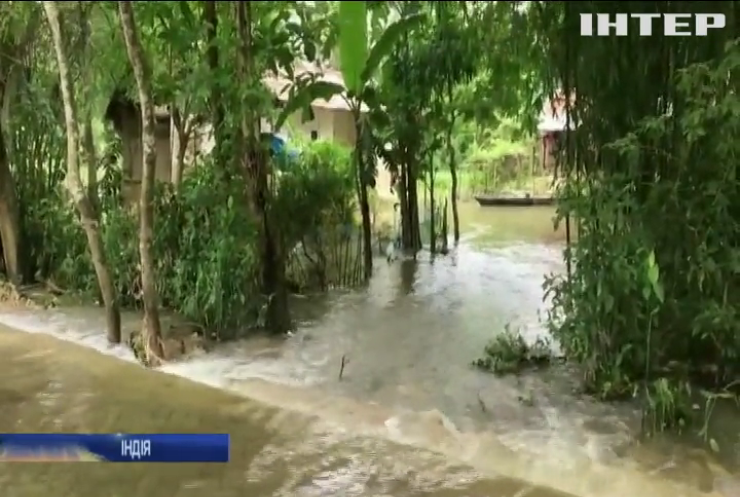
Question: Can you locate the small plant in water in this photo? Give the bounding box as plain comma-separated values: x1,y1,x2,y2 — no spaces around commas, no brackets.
473,324,553,376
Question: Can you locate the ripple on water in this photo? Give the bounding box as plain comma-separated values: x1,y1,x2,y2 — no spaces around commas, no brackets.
0,211,735,497
0,304,733,497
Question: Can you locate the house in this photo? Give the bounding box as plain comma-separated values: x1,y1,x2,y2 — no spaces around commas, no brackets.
262,61,395,197
262,60,359,147
537,92,576,170
106,61,374,197
104,92,181,202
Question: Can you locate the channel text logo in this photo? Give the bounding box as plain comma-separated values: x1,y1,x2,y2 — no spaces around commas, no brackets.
580,13,725,37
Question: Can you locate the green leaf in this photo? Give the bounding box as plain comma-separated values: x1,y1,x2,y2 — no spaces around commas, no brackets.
646,249,660,286
361,13,426,84
274,81,345,131
648,263,659,286
652,280,665,304
178,2,195,29
338,1,368,94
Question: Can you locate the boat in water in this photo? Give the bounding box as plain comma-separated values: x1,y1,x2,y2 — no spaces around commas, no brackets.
474,194,555,207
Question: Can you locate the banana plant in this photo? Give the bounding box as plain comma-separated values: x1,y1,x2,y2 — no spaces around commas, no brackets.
274,2,424,151
338,1,426,279
270,1,423,280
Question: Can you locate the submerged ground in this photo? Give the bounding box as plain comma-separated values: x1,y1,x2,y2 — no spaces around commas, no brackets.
0,204,736,497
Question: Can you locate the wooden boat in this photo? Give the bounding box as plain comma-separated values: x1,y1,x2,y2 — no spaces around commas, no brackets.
474,194,555,207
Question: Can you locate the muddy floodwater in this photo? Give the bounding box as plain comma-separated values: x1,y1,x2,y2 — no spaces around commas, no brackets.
0,204,737,497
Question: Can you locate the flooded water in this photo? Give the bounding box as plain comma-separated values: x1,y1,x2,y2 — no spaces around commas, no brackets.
0,204,736,497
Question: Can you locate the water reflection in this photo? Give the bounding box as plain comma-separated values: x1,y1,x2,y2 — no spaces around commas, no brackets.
399,259,417,295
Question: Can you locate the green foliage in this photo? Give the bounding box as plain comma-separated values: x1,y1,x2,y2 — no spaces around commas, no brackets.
57,164,262,338
473,325,553,376
7,70,74,284
274,80,345,130
6,0,548,351
273,139,356,249
27,192,95,290
38,143,357,338
545,175,664,398
541,5,740,439
276,140,364,291
362,13,426,86
337,1,367,94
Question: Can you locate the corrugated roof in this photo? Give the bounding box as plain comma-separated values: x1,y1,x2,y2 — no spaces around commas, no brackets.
537,93,577,133
263,61,367,112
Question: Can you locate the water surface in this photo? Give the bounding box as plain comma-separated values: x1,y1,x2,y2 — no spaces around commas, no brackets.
0,203,735,497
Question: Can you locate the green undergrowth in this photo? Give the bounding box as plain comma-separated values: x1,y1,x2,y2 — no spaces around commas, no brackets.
473,325,554,375
17,137,358,341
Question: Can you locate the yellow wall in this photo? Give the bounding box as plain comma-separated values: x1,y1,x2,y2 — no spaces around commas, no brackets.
124,106,372,194
282,106,355,146
281,107,393,198
330,109,356,146
120,120,173,203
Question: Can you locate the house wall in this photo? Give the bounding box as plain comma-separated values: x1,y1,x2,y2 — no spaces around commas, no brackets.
330,109,355,146
120,117,173,204
120,119,172,182
118,104,364,204
267,105,357,148
280,106,392,199
279,106,341,143
540,132,559,170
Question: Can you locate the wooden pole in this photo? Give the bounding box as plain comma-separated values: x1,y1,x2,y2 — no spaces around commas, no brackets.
530,144,535,194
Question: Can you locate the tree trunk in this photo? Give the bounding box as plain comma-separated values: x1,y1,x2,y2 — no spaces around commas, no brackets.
446,93,460,244
406,160,422,251
0,56,24,283
399,154,421,253
237,1,291,334
429,156,436,254
43,0,121,343
450,164,459,243
399,164,410,248
359,177,373,280
354,117,373,280
447,132,460,244
0,13,40,282
75,2,98,212
0,116,22,284
118,0,164,362
203,1,226,171
170,115,189,187
82,118,99,210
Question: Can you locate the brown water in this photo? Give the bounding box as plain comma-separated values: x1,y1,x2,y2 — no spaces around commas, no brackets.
0,204,737,497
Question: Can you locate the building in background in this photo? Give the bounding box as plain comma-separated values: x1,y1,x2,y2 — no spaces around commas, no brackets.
537,92,576,170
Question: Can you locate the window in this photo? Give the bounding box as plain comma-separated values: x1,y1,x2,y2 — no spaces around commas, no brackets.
310,130,318,141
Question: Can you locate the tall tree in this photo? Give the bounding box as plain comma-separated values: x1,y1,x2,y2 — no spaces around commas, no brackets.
236,1,292,334
336,2,426,264
203,1,224,172
74,1,100,210
118,0,164,363
0,7,34,284
0,108,21,284
43,0,121,344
